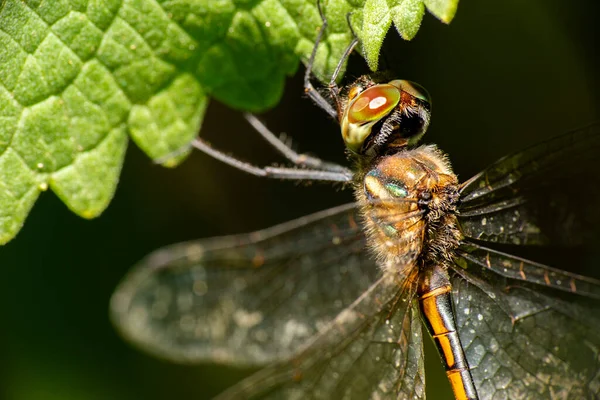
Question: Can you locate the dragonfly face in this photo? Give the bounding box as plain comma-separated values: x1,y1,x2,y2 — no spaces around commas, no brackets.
340,77,431,155
110,65,600,399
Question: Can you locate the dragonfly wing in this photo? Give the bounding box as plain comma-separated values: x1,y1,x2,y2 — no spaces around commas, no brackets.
455,123,600,398
459,123,600,247
451,254,600,400
216,274,425,400
457,242,600,299
111,204,380,366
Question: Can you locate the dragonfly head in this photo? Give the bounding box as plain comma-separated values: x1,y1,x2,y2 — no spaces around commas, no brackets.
340,77,431,156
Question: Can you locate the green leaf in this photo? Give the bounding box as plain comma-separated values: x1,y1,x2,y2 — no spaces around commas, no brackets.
362,0,393,72
424,0,459,23
392,0,426,40
361,0,458,69
0,0,458,243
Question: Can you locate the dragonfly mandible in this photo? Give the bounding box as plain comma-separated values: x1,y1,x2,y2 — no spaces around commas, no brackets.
110,5,600,400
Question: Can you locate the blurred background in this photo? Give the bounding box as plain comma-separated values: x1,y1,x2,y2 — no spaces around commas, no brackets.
1,0,598,399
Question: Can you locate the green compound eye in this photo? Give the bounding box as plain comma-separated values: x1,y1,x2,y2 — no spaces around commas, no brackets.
342,84,401,153
384,181,408,198
348,84,401,124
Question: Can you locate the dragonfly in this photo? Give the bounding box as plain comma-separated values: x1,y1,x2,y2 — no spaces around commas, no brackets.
110,7,600,400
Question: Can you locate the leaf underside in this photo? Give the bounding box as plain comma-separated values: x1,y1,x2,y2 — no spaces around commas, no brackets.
0,0,458,244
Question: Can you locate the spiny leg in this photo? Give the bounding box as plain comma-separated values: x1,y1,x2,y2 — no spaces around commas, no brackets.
328,10,360,108
304,1,360,119
327,37,359,115
303,0,338,119
191,138,353,182
243,113,351,173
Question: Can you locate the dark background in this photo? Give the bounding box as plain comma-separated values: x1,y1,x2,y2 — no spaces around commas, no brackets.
1,0,598,399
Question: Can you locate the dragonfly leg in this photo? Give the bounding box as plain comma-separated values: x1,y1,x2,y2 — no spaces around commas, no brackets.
327,9,359,106
304,1,360,120
303,0,338,120
191,138,353,182
327,37,359,104
243,113,350,173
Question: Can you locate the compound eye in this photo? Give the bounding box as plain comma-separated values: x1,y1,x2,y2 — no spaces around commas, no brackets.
347,84,401,124
390,80,431,105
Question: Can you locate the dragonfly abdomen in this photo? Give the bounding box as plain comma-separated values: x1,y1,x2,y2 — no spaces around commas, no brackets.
418,265,479,400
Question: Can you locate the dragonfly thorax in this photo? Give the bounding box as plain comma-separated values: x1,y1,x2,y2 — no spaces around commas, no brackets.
357,145,462,275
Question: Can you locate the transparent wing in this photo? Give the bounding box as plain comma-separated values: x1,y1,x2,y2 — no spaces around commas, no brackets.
458,242,600,299
455,123,600,398
216,274,425,400
459,123,600,247
451,251,600,400
111,204,381,366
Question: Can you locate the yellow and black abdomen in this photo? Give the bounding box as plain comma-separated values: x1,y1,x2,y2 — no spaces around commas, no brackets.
418,265,478,400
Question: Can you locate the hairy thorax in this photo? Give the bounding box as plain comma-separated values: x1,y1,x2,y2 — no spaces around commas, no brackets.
355,145,462,276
